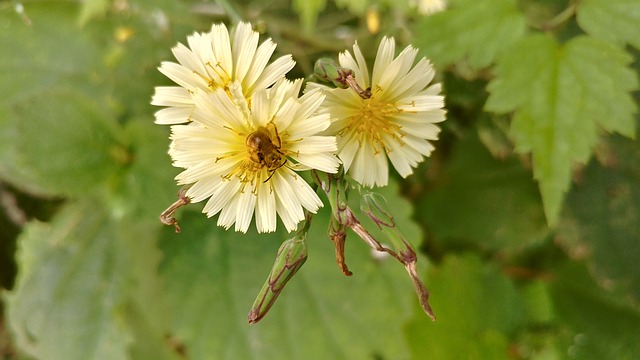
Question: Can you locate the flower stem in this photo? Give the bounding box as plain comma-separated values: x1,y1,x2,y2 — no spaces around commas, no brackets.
313,171,436,320
540,2,577,32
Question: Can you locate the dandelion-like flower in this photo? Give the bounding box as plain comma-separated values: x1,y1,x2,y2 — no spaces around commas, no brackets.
168,79,340,233
152,22,295,125
312,38,446,187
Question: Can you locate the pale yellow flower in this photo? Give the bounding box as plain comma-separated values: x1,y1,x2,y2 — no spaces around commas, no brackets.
168,79,340,233
311,38,446,187
152,22,295,125
410,0,446,15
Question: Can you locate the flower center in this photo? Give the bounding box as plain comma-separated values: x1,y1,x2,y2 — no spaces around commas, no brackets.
345,97,403,154
223,124,288,191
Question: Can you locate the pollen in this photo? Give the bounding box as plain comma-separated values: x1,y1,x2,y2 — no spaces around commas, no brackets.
347,97,404,154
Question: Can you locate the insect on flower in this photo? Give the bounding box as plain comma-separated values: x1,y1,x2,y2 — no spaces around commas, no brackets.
245,123,287,182
163,79,340,233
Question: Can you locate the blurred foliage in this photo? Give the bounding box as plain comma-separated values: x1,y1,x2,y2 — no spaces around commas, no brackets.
1,0,639,359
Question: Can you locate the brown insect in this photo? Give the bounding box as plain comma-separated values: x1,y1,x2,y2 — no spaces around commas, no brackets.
245,122,287,181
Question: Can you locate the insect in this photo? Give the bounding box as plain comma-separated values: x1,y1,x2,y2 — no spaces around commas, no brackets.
245,122,287,181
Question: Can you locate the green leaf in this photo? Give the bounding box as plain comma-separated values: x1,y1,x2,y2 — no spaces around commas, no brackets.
520,280,555,325
158,180,423,359
0,2,124,197
485,34,638,226
550,262,640,359
414,0,526,69
115,120,178,222
577,0,640,50
334,0,369,14
6,201,133,360
0,3,103,103
405,254,525,359
292,0,326,33
78,0,110,26
4,90,124,197
557,135,640,301
418,132,549,253
5,199,177,360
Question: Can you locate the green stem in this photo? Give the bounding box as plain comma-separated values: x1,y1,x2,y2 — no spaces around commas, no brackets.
541,2,577,32
215,0,242,24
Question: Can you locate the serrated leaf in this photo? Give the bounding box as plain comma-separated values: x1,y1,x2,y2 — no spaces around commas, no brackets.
577,0,640,50
557,135,640,301
550,262,640,359
6,202,133,360
485,35,638,225
414,0,526,69
418,133,549,252
405,254,525,359
5,199,178,360
293,0,326,33
158,180,423,359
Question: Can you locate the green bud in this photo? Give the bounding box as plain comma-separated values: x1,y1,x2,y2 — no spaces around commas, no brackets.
360,192,396,229
361,191,413,263
313,58,352,89
361,191,436,320
248,235,308,324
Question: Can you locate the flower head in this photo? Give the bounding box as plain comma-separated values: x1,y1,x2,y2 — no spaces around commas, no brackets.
312,38,446,187
152,22,295,125
168,79,340,233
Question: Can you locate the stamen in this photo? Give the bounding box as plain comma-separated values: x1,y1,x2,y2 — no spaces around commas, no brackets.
347,97,406,153
205,61,231,86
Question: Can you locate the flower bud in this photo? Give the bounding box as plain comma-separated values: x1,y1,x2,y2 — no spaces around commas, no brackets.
313,58,352,89
248,235,308,324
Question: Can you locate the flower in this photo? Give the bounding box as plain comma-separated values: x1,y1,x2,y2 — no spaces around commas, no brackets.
168,79,340,233
409,0,446,15
311,38,446,187
152,22,295,125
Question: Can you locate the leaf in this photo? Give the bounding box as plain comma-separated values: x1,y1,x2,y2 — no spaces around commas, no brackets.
5,90,124,197
334,0,369,14
158,179,423,360
485,35,638,226
116,120,178,222
557,135,640,301
414,0,526,69
0,3,104,103
418,132,549,253
0,2,124,197
405,254,525,359
550,262,640,359
292,0,326,33
5,201,132,360
78,0,110,26
5,199,178,360
577,0,640,50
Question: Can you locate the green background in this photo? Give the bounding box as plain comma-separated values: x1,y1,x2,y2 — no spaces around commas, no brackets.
1,0,639,359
